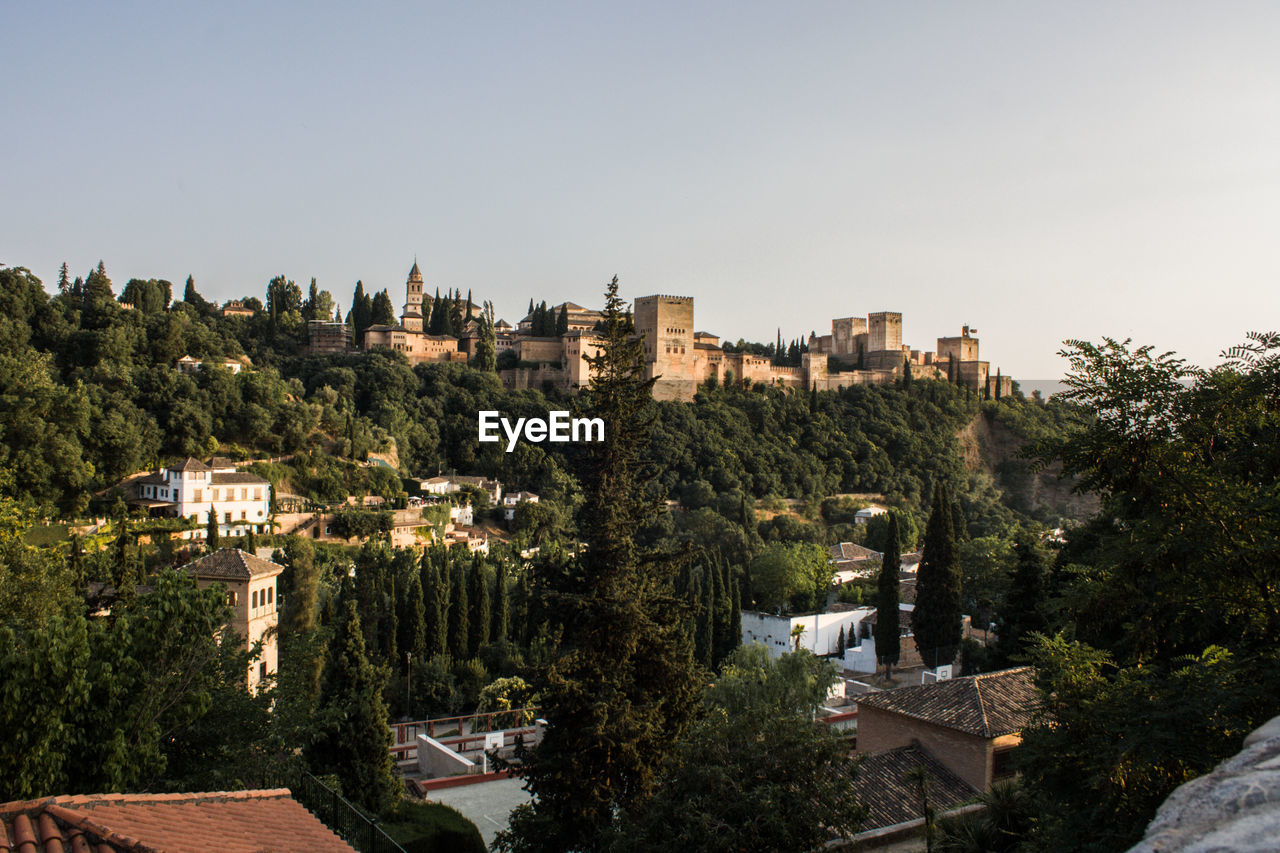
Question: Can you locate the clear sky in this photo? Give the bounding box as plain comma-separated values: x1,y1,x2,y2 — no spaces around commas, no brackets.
5,1,1278,378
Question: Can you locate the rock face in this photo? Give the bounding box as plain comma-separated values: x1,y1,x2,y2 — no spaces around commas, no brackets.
1128,716,1280,852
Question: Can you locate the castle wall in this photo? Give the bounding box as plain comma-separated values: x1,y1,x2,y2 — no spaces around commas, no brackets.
635,295,697,402
514,337,565,364
832,317,868,356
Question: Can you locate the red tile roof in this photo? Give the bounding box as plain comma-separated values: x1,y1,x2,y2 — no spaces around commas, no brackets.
181,548,284,581
851,745,979,830
0,790,356,853
855,667,1039,738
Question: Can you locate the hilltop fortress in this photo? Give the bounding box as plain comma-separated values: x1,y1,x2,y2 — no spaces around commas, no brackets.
309,263,1013,402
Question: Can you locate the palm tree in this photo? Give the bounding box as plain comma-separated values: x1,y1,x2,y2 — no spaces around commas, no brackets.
790,623,807,652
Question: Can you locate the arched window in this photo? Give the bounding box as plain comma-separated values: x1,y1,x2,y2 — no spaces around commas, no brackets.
252,590,258,608
267,587,273,605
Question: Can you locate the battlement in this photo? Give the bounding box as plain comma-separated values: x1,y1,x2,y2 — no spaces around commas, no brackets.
636,294,694,304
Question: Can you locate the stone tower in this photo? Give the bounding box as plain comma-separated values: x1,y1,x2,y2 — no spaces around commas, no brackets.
403,261,425,332
867,312,903,354
634,294,697,401
182,548,284,694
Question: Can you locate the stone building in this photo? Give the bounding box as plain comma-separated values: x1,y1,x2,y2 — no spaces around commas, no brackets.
182,548,284,692
307,319,351,354
129,457,270,540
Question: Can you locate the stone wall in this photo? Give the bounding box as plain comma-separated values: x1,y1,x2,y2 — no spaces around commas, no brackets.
855,705,995,791
1128,715,1280,852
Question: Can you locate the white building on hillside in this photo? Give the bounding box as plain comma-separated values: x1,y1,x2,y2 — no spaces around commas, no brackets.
131,457,270,539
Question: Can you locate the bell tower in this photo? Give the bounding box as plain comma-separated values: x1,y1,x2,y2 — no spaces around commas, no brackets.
403,260,425,332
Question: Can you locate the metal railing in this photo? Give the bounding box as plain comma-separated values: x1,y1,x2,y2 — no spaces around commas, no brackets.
292,771,407,853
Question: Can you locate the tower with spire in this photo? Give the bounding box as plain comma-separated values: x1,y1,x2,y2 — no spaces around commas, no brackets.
403,260,425,332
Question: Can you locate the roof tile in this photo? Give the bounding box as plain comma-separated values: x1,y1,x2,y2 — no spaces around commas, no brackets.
855,667,1039,738
180,548,285,582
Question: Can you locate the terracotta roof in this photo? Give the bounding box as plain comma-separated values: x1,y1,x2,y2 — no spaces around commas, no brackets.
830,542,882,562
852,745,979,830
207,456,235,469
173,458,211,473
855,667,1039,738
0,790,355,852
181,548,284,581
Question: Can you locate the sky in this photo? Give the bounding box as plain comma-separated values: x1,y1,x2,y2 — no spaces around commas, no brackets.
4,1,1279,378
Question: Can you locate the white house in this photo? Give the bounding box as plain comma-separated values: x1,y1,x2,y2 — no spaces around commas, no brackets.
741,603,916,674
503,491,540,521
854,505,888,524
412,475,503,505
176,355,248,375
132,457,270,539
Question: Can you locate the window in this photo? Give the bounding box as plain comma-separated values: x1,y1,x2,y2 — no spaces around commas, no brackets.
228,591,238,606
267,586,274,605
224,512,232,523
993,747,1019,780
241,510,247,520
212,489,220,501
193,489,202,502
241,488,248,500
254,488,262,501
259,662,268,681
252,590,258,608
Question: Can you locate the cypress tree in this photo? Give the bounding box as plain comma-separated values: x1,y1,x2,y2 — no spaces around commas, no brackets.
492,557,510,643
694,570,713,668
469,555,490,657
996,535,1048,664
555,303,569,336
206,505,219,551
307,599,400,815
244,526,256,555
728,566,742,653
712,554,733,666
448,558,469,659
904,356,913,387
913,485,962,669
994,367,1003,400
951,498,967,543
380,576,398,666
421,548,447,658
836,624,846,657
874,513,902,679
501,277,702,851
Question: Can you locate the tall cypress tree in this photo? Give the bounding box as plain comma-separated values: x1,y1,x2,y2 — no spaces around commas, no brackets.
448,558,469,660
698,573,715,668
206,505,219,551
499,277,702,852
468,555,490,657
421,548,447,658
555,303,569,336
874,512,902,679
996,535,1048,664
492,557,510,643
913,485,962,668
307,599,400,815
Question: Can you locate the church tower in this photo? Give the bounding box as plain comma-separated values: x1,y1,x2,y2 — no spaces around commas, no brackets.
403,260,425,332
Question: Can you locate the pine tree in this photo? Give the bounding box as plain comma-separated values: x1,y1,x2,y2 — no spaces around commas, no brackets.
206,505,219,551
499,277,702,852
57,262,70,294
448,558,469,659
307,599,400,815
468,555,490,657
913,485,962,669
874,513,902,679
492,557,510,643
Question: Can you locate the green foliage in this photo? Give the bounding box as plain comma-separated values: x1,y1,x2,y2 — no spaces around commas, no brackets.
380,800,485,853
611,647,865,851
748,542,831,613
913,483,962,668
874,513,901,676
1015,334,1280,849
307,598,400,816
994,536,1048,665
0,570,234,799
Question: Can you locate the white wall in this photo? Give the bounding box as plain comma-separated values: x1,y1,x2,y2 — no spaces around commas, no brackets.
741,609,874,660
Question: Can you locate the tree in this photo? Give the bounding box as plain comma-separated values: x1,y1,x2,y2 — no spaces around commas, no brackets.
497,277,702,852
491,556,510,643
913,483,961,668
875,512,902,679
1015,334,1280,848
994,535,1047,665
611,647,865,851
749,542,831,613
555,304,568,336
472,301,497,372
206,505,219,551
307,598,400,815
467,555,490,657
422,549,447,658
370,289,397,326
447,558,469,660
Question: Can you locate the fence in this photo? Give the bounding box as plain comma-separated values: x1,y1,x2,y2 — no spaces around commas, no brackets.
292,771,406,853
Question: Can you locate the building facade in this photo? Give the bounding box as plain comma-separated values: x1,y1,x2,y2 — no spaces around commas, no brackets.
131,457,270,539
